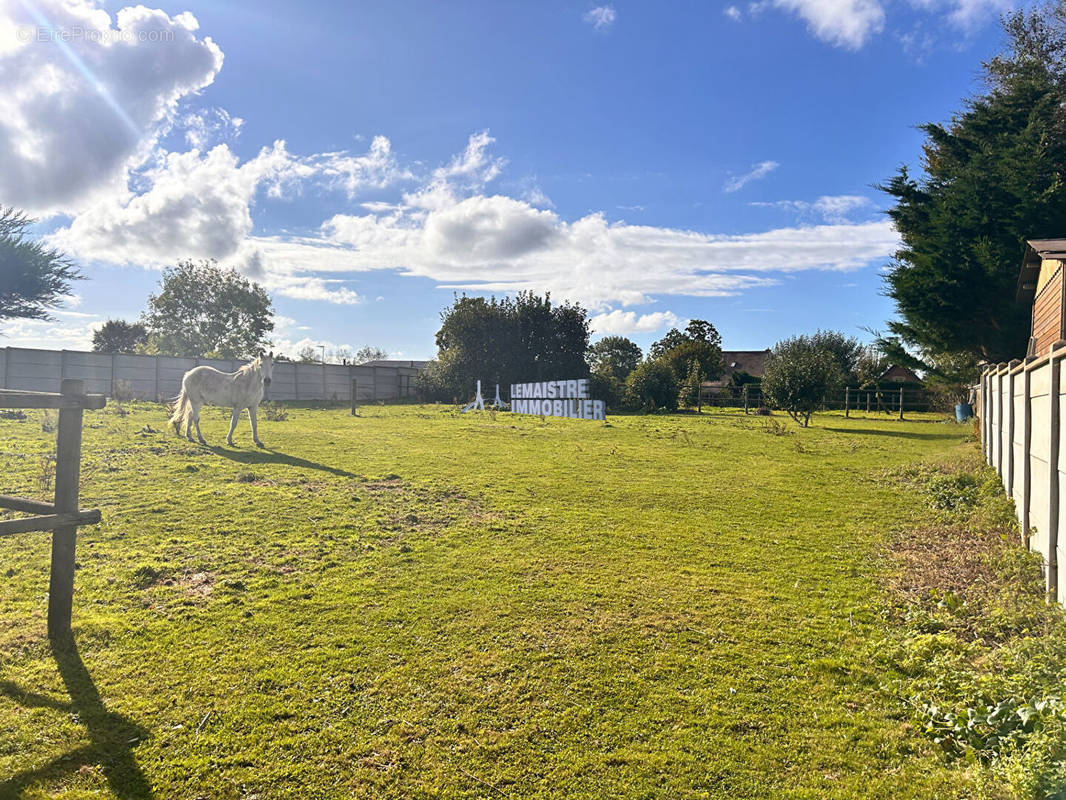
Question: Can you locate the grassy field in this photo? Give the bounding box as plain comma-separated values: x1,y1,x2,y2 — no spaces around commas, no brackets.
0,402,983,798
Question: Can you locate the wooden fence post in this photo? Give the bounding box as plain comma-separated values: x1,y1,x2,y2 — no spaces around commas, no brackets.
743,385,749,414
845,386,850,418
898,386,904,420
48,379,84,639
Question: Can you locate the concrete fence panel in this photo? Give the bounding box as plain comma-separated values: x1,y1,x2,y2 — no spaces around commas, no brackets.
982,347,1066,603
0,347,424,405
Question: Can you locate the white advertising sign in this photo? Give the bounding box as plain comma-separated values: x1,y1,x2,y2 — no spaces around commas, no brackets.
509,379,605,420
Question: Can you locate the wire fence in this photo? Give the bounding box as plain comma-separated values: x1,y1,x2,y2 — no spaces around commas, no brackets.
698,384,938,416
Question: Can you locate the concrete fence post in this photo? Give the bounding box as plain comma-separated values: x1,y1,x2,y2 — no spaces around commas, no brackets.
984,368,992,465
1049,342,1066,601
1007,360,1021,496
994,368,1002,474
1023,358,1034,549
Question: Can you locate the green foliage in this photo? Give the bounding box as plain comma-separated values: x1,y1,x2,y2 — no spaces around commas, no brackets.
880,5,1066,362
809,329,863,381
92,319,148,353
761,335,845,426
927,471,979,511
588,369,627,411
422,292,590,401
625,359,678,410
141,260,274,359
649,320,724,380
0,206,81,322
587,336,642,381
877,450,1066,798
678,358,704,409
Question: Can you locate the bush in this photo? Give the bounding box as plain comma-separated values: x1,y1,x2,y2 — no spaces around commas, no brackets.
761,335,845,426
625,361,678,411
589,370,626,411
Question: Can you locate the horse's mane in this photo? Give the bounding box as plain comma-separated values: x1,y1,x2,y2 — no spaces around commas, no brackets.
236,357,262,376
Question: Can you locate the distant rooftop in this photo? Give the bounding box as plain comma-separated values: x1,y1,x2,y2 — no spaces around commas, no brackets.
362,359,431,369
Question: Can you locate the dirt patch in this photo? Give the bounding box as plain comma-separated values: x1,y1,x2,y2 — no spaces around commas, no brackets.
886,523,1012,604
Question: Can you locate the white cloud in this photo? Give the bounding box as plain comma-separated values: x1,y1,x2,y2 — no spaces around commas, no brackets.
724,160,779,193
583,5,617,30
590,310,681,335
942,0,1011,31
182,107,244,149
0,0,223,214
724,6,744,20
751,194,874,223
0,316,103,350
770,0,885,48
310,135,414,198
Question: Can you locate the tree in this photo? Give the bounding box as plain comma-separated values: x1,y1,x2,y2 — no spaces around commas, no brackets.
810,330,863,382
649,319,722,360
141,260,273,359
0,207,81,322
678,358,704,409
92,319,147,353
657,339,724,383
297,345,321,363
625,360,679,411
650,319,724,382
423,292,590,401
353,346,388,364
880,5,1066,363
588,336,642,381
761,335,845,427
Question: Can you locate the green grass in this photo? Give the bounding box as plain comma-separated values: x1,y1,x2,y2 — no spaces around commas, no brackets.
0,403,982,798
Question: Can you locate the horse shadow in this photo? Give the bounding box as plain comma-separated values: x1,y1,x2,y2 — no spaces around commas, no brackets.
0,638,152,798
206,445,358,478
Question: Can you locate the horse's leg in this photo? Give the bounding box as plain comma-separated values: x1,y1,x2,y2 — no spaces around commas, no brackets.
192,403,207,445
248,405,264,448
226,407,241,447
185,407,195,442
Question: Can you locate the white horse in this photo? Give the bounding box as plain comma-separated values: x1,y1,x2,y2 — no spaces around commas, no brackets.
169,353,275,448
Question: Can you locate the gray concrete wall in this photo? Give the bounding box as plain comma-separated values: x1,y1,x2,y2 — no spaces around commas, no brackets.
0,347,423,403
981,352,1066,603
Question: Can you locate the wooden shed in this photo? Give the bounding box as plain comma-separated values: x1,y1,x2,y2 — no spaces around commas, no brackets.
1018,239,1066,357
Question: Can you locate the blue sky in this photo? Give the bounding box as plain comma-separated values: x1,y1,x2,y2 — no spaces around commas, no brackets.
1,0,1018,359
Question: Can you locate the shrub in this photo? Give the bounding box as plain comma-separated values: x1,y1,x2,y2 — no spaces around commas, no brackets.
625,361,678,411
589,370,626,411
761,335,845,427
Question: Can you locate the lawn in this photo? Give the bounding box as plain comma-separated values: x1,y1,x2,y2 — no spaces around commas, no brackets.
0,403,979,798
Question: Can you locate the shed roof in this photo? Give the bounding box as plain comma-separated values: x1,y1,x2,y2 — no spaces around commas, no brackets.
1018,239,1066,303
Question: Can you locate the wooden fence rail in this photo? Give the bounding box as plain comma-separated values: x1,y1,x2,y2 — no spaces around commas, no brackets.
0,379,105,638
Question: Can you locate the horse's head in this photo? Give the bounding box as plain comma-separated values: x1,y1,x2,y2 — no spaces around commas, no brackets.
260,351,274,386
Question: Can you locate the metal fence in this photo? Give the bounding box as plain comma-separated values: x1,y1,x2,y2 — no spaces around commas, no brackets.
0,347,423,403
979,348,1065,604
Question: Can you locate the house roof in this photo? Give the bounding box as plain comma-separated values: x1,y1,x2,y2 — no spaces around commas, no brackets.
878,364,922,383
1017,239,1066,303
721,349,770,376
702,349,771,387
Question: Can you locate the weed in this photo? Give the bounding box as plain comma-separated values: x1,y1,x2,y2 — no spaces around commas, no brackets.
260,403,289,422
763,418,790,436
40,410,57,433
37,454,55,496
0,410,26,421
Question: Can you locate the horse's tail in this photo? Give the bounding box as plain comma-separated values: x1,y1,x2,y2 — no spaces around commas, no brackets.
169,386,191,434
